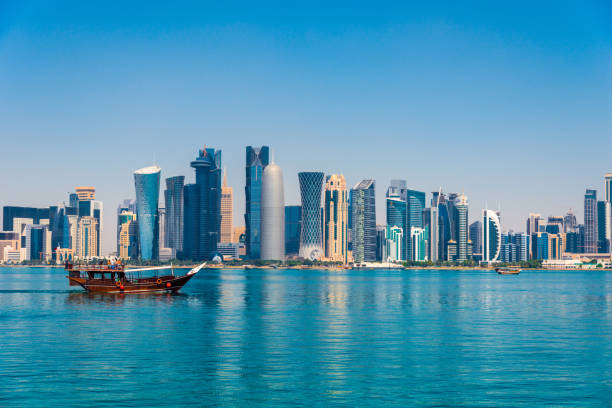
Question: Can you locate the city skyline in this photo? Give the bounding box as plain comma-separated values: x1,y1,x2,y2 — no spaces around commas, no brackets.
1,1,611,255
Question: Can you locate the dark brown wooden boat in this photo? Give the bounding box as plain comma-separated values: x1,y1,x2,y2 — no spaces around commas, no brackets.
65,262,206,293
496,267,521,275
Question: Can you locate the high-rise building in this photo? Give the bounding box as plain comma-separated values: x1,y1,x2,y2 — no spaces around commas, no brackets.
134,166,161,260
450,194,469,261
350,180,376,263
298,171,324,260
116,199,136,254
75,217,98,260
584,189,598,253
564,210,577,233
423,206,438,262
244,146,270,259
482,209,501,263
184,147,222,261
432,191,451,261
261,162,285,260
376,225,386,261
500,232,530,262
323,174,348,263
546,216,564,235
469,221,482,256
597,200,610,253
384,225,403,262
386,181,407,261
605,173,612,203
284,206,301,257
3,207,49,233
526,213,542,236
220,170,234,243
406,190,425,261
118,210,138,259
164,176,184,254
410,227,427,261
75,187,95,200
24,224,52,261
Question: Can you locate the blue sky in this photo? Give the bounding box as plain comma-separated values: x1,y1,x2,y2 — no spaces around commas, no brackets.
1,1,611,254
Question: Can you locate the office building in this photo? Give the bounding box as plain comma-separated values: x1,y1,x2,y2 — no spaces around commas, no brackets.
584,189,598,253
406,189,426,261
134,166,161,260
164,176,184,254
0,232,19,263
469,221,482,256
384,225,403,262
546,216,564,235
423,206,439,262
284,206,301,257
184,147,222,261
75,217,98,260
605,173,612,203
118,210,138,259
244,146,269,259
386,181,407,260
597,201,610,253
482,209,501,263
298,171,324,260
220,170,234,243
564,210,577,232
116,199,136,254
526,213,542,236
350,180,376,263
323,174,348,263
410,227,427,261
261,162,285,260
74,187,95,200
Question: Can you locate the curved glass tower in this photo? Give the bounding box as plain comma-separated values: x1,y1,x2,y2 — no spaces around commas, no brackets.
298,172,324,260
482,209,501,263
134,166,161,260
261,162,285,260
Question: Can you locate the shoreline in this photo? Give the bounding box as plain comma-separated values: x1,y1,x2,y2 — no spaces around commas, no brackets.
2,264,612,272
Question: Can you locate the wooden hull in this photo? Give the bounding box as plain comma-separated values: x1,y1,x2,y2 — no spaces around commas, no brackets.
67,273,196,293
496,268,520,275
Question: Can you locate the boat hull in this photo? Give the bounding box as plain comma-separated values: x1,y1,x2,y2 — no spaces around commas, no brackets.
68,273,196,294
496,268,521,275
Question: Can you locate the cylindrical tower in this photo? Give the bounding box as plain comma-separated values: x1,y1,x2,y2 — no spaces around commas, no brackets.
261,163,285,260
298,171,324,260
134,166,161,260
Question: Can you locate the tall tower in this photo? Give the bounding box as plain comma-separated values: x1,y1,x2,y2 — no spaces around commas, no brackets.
406,189,425,261
245,146,270,259
186,147,222,260
350,179,376,263
386,181,407,261
261,162,285,260
134,166,161,260
584,189,598,253
164,176,184,254
454,194,469,261
220,170,234,243
323,174,348,263
482,209,501,263
605,173,612,203
298,172,324,260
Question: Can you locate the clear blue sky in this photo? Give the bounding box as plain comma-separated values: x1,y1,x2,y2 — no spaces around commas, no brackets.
1,1,611,255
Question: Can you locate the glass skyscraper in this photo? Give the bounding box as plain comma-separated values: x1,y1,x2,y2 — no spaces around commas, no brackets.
406,189,425,261
350,179,376,263
245,146,269,259
284,206,301,256
164,175,185,255
134,166,161,260
584,189,598,253
184,147,222,261
298,171,324,260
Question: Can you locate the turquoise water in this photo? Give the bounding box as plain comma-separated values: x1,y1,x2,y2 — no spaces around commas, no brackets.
1,267,611,407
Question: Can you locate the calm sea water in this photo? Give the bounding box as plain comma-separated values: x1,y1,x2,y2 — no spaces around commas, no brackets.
1,267,611,407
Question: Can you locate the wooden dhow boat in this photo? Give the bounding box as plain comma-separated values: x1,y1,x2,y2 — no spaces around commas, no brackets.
66,262,206,293
496,267,521,275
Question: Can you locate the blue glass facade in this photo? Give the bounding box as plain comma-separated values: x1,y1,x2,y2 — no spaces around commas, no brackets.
406,189,425,261
245,146,269,259
298,172,324,260
134,166,161,260
350,180,376,263
164,176,185,253
284,205,301,256
185,147,222,261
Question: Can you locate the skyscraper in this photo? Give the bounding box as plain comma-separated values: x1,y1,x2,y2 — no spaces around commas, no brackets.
245,146,270,259
597,200,610,253
134,166,161,260
298,171,324,260
350,179,376,263
406,190,425,261
482,209,501,263
384,225,403,262
118,210,138,259
164,176,184,255
584,189,598,253
605,173,612,203
423,206,438,262
220,170,234,243
386,181,407,261
323,174,348,263
469,220,482,255
410,227,427,261
526,213,542,236
116,199,136,254
450,194,469,261
433,191,451,261
284,206,301,257
184,147,222,261
564,210,577,232
261,162,285,260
